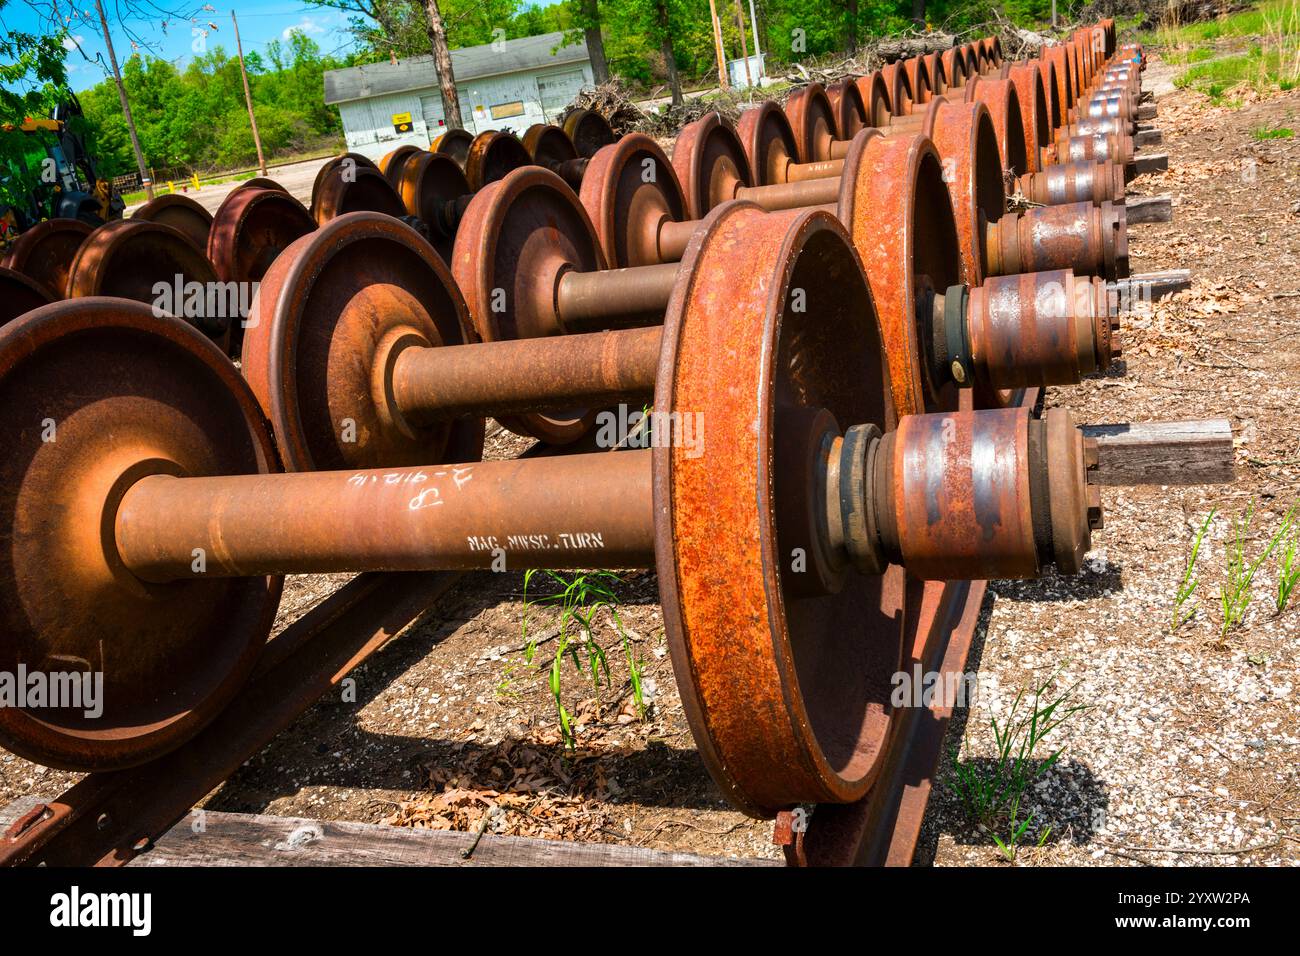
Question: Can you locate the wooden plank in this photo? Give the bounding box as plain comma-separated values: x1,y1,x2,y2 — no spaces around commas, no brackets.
1125,194,1172,224
1110,269,1192,308
1137,103,1158,120
1083,420,1234,486
1129,152,1168,175
1134,128,1163,148
125,810,780,867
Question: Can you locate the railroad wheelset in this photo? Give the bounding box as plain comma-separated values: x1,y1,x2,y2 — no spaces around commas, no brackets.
0,23,1162,842
0,207,1100,820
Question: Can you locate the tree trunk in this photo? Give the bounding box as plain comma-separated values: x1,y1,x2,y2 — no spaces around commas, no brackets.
654,0,683,106
422,0,463,130
912,0,926,28
845,0,858,52
94,0,153,200
583,0,610,84
734,0,752,87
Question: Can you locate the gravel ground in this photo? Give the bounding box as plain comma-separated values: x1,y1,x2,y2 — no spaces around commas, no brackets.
4,53,1296,868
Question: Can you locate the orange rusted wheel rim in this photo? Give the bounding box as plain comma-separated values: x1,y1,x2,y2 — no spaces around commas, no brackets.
654,204,906,817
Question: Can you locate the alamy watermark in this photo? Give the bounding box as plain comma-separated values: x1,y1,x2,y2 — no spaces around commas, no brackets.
0,665,103,718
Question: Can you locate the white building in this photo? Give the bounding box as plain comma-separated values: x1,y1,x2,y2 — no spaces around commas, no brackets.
323,32,595,161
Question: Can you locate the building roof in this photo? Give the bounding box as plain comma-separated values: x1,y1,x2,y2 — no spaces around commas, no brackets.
324,32,590,105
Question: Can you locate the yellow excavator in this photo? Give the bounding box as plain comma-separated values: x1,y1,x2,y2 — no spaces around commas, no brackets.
0,92,124,250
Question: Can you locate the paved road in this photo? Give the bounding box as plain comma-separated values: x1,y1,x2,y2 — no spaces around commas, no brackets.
125,154,330,217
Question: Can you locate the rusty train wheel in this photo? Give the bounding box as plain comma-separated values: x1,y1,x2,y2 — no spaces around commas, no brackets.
672,112,752,219
881,61,914,116
1,218,93,298
242,213,484,472
837,131,962,418
972,78,1029,177
208,186,315,284
941,47,967,89
1007,63,1052,171
905,54,932,105
311,153,405,225
465,130,533,191
132,193,213,252
431,128,474,167
0,297,281,770
451,166,605,444
784,83,837,163
736,101,801,186
563,108,616,158
67,220,230,350
397,151,471,262
653,204,906,816
0,266,56,328
854,71,893,128
579,133,686,269
927,101,1007,287
378,145,423,186
523,123,579,166
826,78,868,139
924,52,948,97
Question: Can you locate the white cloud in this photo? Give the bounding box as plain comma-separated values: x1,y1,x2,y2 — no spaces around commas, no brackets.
281,17,327,40
61,34,84,52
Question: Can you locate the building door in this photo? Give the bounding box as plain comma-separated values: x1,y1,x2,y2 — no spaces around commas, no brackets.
536,69,588,123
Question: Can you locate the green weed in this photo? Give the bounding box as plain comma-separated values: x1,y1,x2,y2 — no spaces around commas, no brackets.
950,665,1088,862
1173,509,1215,631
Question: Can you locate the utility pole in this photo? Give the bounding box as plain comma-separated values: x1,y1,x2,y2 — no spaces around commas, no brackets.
708,0,730,90
93,0,152,200
423,0,463,130
1052,0,1058,28
747,0,762,68
232,10,267,176
734,0,752,88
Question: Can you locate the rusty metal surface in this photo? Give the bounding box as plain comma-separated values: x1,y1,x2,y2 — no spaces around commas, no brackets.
967,268,1115,389
941,46,967,88
892,407,1037,580
241,211,484,473
0,266,55,328
881,62,914,116
838,131,961,418
905,55,932,104
671,112,751,218
1043,46,1075,114
736,101,801,185
117,451,656,580
1006,63,1051,172
430,129,473,167
654,202,905,817
0,570,465,866
1016,160,1125,206
578,133,686,268
563,108,616,158
131,193,213,252
784,83,838,162
855,71,893,128
207,185,315,284
377,145,422,186
464,130,533,191
394,151,473,262
67,219,229,348
311,153,406,225
0,298,281,771
926,101,1006,286
1,218,93,298
451,166,605,443
971,77,1029,176
924,52,948,96
987,200,1128,280
825,78,867,139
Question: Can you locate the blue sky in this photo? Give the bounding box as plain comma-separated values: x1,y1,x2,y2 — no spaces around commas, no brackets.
2,0,556,93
